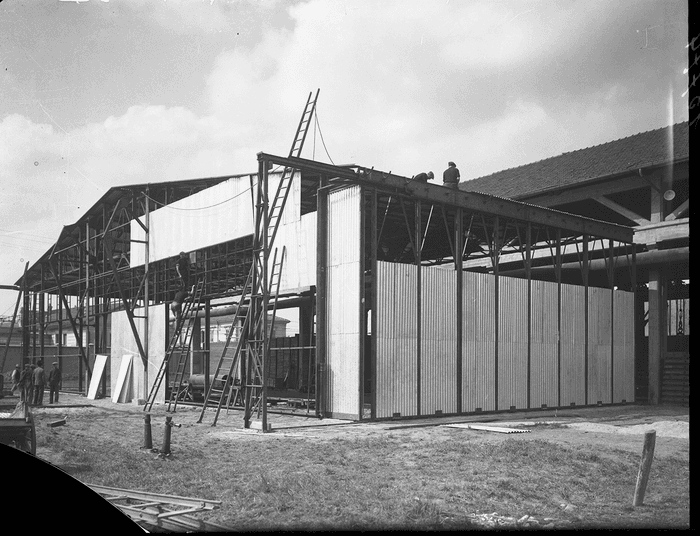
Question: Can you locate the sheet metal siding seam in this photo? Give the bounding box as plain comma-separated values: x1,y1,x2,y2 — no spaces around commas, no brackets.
630,244,637,404
415,199,421,416
493,215,499,412
455,207,463,414
583,235,589,405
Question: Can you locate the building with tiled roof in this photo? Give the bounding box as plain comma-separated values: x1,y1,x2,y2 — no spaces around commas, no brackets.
463,122,689,406
461,122,689,200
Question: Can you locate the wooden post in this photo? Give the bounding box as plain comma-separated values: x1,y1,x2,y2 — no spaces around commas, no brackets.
633,430,656,506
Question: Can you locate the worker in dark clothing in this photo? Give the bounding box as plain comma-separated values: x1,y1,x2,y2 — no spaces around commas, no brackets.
48,362,62,404
170,287,190,323
443,161,460,189
175,252,191,290
19,364,32,403
413,171,434,183
32,361,46,406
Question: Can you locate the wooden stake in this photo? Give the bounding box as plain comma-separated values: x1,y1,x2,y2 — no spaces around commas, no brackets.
633,430,656,506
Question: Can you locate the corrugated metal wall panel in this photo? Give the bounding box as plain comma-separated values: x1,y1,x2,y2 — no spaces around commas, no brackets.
110,305,166,402
530,280,559,408
588,287,612,404
130,171,317,293
613,290,635,403
420,266,457,415
131,175,257,266
498,276,529,410
376,261,418,418
326,186,361,419
560,283,586,405
462,272,496,412
273,210,317,293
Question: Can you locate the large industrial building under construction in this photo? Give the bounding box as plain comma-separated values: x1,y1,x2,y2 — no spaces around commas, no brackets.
2,95,688,428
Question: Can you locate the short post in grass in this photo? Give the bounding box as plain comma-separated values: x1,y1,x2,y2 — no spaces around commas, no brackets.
159,416,174,457
142,414,153,450
633,430,656,506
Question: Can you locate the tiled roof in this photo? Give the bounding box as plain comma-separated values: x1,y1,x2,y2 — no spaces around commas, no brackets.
460,122,689,199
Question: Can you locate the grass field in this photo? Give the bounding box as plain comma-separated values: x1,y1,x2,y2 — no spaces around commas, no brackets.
8,397,691,531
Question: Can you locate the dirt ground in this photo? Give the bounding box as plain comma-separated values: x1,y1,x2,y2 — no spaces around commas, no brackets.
2,392,688,530
17,391,689,459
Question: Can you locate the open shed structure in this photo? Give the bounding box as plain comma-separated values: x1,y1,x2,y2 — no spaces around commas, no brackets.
462,122,689,406
13,146,637,424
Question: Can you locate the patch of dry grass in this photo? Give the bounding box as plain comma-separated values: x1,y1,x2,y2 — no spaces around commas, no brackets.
31,409,689,531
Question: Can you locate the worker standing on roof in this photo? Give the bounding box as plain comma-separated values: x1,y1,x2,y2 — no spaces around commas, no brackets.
175,251,191,290
412,171,434,183
443,161,460,189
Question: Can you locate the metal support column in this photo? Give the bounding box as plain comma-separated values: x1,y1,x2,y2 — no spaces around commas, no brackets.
316,178,328,418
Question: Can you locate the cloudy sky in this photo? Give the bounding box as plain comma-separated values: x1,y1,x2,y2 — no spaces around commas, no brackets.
0,0,689,315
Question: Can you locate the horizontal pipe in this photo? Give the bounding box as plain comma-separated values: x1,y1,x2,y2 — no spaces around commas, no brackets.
177,295,312,321
501,246,688,276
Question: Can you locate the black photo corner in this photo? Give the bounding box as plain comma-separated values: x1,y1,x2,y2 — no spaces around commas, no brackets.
1,444,143,533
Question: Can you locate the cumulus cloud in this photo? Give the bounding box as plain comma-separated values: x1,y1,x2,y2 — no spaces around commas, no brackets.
0,0,688,310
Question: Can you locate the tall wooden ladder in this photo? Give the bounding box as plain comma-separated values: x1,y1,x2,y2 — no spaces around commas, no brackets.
196,247,285,426
197,90,318,428
267,89,319,249
143,279,205,412
241,246,285,425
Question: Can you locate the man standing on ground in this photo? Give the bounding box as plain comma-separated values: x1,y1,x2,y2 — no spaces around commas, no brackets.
10,364,20,394
48,362,62,404
32,361,46,406
443,161,461,189
19,364,32,403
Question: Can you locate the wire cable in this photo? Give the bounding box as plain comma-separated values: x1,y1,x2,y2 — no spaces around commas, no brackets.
314,109,335,165
143,184,257,212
